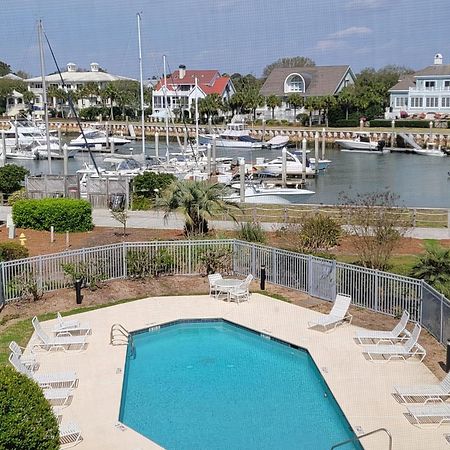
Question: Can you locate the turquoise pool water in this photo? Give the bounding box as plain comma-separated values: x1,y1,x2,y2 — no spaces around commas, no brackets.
119,320,361,450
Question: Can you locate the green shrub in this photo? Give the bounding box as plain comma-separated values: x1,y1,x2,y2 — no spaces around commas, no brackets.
133,172,176,198
0,366,59,449
332,119,360,127
62,260,106,290
0,164,29,195
126,248,175,278
7,187,28,206
297,214,341,253
12,198,93,232
237,221,267,244
199,247,232,275
0,242,29,261
131,194,152,210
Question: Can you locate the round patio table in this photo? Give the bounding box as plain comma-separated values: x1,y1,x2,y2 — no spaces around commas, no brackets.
214,278,242,301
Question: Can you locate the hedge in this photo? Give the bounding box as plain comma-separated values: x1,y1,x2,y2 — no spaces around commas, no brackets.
369,119,432,128
331,119,360,127
12,198,94,232
0,242,29,261
0,366,59,449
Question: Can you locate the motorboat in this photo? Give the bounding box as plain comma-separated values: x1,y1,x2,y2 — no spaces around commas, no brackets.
225,181,315,205
70,128,131,150
199,122,263,149
253,150,317,176
32,142,78,160
335,132,388,154
5,148,39,160
413,142,448,157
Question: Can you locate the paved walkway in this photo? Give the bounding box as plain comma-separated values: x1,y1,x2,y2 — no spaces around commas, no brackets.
1,206,449,239
29,294,447,449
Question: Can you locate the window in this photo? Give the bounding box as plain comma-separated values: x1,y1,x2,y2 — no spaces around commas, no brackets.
426,97,438,108
424,81,436,89
410,97,423,108
285,74,304,93
395,97,407,107
33,83,42,89
442,97,450,108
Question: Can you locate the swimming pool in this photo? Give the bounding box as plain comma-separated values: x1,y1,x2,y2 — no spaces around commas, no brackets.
119,319,361,449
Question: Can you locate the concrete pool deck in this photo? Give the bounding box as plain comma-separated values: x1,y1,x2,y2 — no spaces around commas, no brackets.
27,294,447,449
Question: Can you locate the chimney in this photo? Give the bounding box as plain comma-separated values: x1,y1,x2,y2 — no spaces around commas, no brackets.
67,63,77,72
179,65,186,79
434,53,443,65
90,62,99,72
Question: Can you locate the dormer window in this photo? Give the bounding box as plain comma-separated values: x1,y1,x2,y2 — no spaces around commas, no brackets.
425,81,435,88
284,74,305,93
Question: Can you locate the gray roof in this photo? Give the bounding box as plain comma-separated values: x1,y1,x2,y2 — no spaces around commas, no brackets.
389,64,450,91
260,65,352,97
0,73,23,81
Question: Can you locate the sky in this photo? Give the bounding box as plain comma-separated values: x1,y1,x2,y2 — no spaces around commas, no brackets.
1,0,450,80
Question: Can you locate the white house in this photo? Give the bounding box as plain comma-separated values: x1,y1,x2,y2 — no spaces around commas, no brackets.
388,54,450,118
26,62,136,116
152,65,235,118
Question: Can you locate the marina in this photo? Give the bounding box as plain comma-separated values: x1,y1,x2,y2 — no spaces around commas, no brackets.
14,135,450,208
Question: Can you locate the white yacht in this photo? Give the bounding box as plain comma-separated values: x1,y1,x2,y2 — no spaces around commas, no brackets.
70,128,131,150
225,182,315,205
335,132,388,154
413,142,448,157
199,122,263,149
253,150,317,176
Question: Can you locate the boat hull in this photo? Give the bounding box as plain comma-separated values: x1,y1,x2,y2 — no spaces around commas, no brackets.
198,134,263,149
335,139,388,153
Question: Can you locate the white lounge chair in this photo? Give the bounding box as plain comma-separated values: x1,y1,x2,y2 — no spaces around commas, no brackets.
229,274,253,304
307,293,353,332
406,401,450,427
362,323,426,362
394,372,450,403
355,310,411,344
60,421,83,447
207,273,223,298
53,312,91,336
32,316,87,352
9,341,39,371
43,387,74,407
9,353,78,389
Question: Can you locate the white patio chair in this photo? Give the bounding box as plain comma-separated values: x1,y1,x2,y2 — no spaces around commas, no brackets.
362,323,426,362
207,273,223,298
229,274,253,304
53,312,91,336
307,293,353,332
406,400,450,427
9,341,39,371
60,421,83,448
32,316,87,352
394,371,450,403
9,353,78,389
355,310,410,344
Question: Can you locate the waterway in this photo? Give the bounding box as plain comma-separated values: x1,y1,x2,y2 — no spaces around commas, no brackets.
15,139,450,208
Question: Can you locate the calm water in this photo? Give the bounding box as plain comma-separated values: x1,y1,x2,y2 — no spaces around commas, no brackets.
19,138,450,208
119,320,360,450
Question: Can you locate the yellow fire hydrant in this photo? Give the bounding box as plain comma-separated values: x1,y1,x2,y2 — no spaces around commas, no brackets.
19,232,27,246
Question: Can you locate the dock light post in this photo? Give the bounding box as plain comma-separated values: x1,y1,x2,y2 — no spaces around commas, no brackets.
262,118,266,143
429,121,433,142
391,119,395,148
321,128,326,160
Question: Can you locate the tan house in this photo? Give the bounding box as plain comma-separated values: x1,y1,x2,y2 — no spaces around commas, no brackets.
259,65,356,121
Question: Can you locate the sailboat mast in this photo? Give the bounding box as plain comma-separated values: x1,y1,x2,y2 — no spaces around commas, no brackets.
38,20,52,174
163,55,169,162
136,13,145,156
195,77,199,156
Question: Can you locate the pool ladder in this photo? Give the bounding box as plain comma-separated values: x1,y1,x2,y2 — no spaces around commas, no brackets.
330,427,392,449
110,323,136,358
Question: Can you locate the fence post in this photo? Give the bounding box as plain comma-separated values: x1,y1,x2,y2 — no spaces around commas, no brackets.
188,240,192,274
251,243,256,276
441,293,445,344
38,255,43,292
271,247,277,284
0,262,5,307
122,242,127,278
307,254,313,295
374,270,379,312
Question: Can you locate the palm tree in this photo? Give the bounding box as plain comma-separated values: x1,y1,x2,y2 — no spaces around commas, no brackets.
265,94,281,120
198,94,223,124
102,83,118,120
410,242,450,295
244,88,265,120
303,96,321,126
321,95,337,127
338,86,357,120
155,180,240,236
287,93,304,121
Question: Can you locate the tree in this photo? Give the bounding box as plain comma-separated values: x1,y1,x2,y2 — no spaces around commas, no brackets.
410,242,450,296
303,96,321,126
338,191,409,270
110,208,128,236
0,365,59,449
0,164,29,194
0,78,28,114
265,94,281,119
0,60,11,76
263,56,315,78
243,88,265,120
155,180,240,236
15,70,30,79
337,86,357,120
198,93,223,123
321,95,337,127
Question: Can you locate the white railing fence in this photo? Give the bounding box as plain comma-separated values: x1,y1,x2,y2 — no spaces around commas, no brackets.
0,239,448,345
